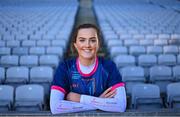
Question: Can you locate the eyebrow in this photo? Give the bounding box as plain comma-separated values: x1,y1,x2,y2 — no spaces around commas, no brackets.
78,37,96,39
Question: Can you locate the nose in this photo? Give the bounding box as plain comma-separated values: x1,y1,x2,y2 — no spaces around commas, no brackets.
85,40,90,47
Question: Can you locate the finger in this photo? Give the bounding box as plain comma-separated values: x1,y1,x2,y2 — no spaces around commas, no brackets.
108,92,116,98
102,87,112,95
99,87,112,98
104,89,116,98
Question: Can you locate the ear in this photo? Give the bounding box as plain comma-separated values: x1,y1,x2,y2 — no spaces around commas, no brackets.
74,43,77,50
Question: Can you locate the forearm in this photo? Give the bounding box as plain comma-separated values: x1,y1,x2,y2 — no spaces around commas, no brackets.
80,87,126,112
50,89,96,114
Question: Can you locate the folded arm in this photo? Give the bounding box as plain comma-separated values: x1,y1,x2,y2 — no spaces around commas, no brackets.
50,89,96,114
66,86,126,112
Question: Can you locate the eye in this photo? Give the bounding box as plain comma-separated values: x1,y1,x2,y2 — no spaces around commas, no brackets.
90,39,97,43
79,39,85,42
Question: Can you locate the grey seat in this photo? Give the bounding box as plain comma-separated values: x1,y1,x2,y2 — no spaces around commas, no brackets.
46,46,63,57
0,55,19,67
167,82,180,108
22,40,36,47
149,65,173,94
147,46,163,55
0,85,14,111
113,55,135,68
0,41,5,47
138,54,157,67
30,66,53,83
36,40,51,47
51,40,66,50
129,46,146,57
110,46,128,58
0,47,11,56
0,67,5,83
6,67,29,84
12,47,29,55
154,39,168,46
15,84,45,111
124,39,139,47
163,45,178,55
20,55,38,67
29,47,45,56
158,54,176,66
131,84,163,110
177,54,180,65
121,66,145,95
39,55,59,67
6,40,20,48
139,39,154,46
173,66,180,81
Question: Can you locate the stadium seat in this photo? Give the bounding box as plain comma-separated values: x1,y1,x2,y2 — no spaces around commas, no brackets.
22,40,36,47
0,55,19,67
124,39,139,47
30,66,53,83
6,40,20,48
154,39,168,46
20,55,39,67
39,55,59,67
0,67,5,83
109,46,128,58
46,46,63,57
121,66,145,95
177,54,180,65
172,65,180,81
163,45,179,55
129,46,146,57
6,66,29,84
14,84,45,111
12,47,29,55
147,46,163,55
138,54,157,67
51,40,66,50
149,65,173,94
113,55,135,68
139,39,154,46
131,84,163,110
0,41,5,47
0,47,11,56
158,54,176,66
36,40,51,47
29,47,45,56
0,85,14,111
166,82,180,108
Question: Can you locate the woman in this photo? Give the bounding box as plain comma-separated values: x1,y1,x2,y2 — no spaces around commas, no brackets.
50,23,126,114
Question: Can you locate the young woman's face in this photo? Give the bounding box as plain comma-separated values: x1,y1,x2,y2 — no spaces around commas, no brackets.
74,28,99,60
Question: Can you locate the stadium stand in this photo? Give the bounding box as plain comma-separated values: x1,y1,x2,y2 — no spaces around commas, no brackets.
1,0,180,116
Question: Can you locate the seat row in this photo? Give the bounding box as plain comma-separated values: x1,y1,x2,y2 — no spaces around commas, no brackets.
0,47,64,57
1,82,180,112
113,54,180,68
0,40,67,50
109,45,180,57
130,83,180,110
0,66,53,84
0,84,45,111
0,55,60,68
120,65,180,95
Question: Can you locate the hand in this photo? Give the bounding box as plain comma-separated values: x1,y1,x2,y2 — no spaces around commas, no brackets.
66,92,81,102
99,87,116,98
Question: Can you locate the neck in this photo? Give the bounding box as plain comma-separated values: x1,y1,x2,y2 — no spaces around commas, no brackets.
78,57,96,66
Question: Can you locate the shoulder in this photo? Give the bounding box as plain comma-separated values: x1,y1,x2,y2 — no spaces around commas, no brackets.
58,57,76,69
98,57,115,67
98,57,117,69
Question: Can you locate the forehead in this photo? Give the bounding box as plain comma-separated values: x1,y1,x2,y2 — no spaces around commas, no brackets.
77,28,97,37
